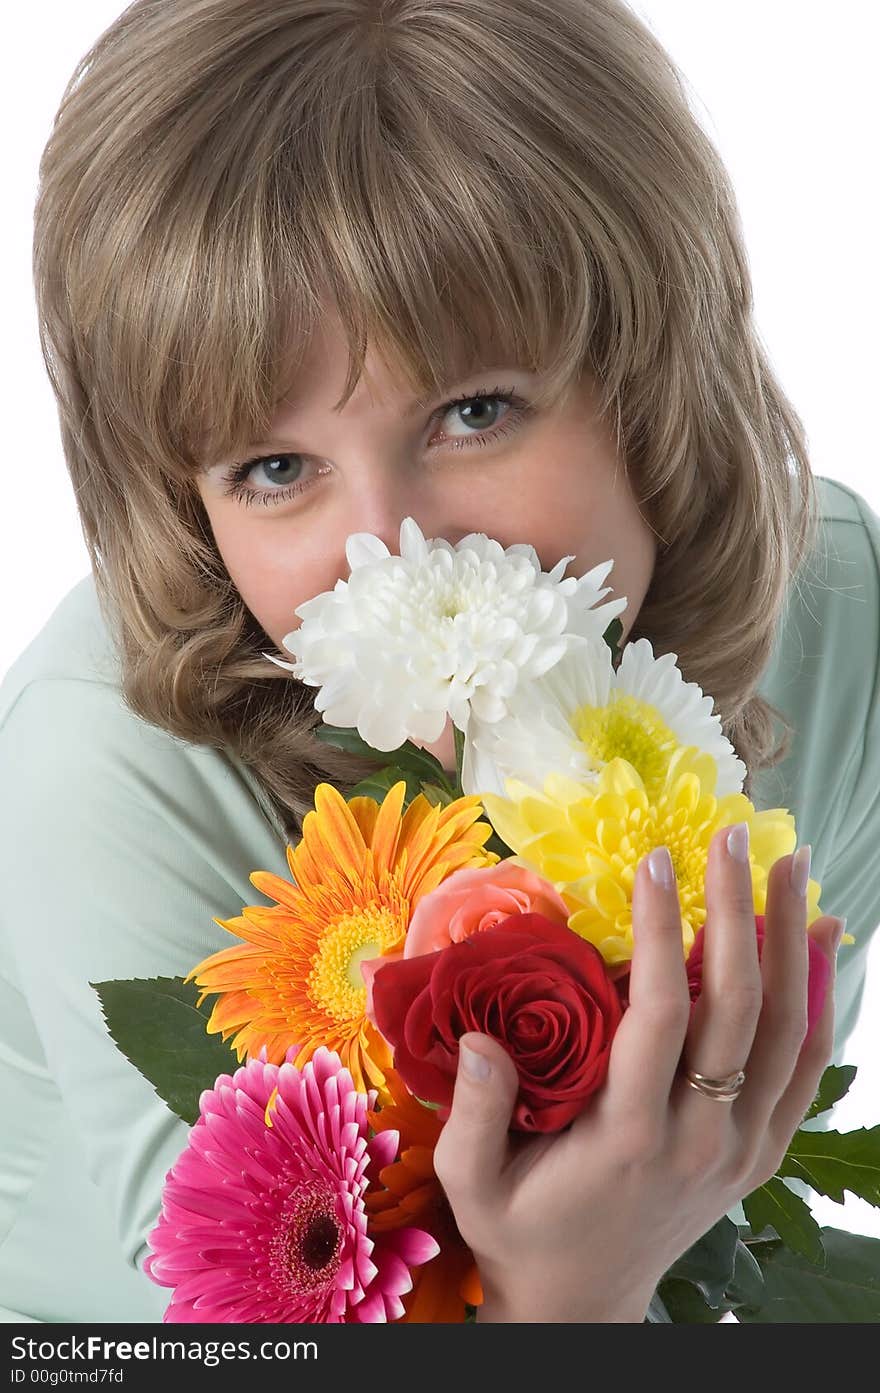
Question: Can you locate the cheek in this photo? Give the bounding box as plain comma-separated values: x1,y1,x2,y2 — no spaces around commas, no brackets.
501,453,623,564
509,453,655,633
460,455,598,563
209,511,343,645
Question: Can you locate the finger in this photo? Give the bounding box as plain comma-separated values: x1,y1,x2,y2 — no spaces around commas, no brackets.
676,823,762,1112
594,845,690,1134
767,917,841,1150
432,1032,520,1213
732,848,812,1136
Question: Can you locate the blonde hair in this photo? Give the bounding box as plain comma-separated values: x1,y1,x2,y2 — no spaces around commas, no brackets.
32,0,820,842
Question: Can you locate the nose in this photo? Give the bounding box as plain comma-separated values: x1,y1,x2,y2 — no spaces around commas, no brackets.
338,464,464,563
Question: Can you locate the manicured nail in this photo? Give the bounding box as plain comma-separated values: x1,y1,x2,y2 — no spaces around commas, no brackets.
727,822,750,864
648,845,674,889
459,1042,491,1081
832,916,847,953
790,844,812,898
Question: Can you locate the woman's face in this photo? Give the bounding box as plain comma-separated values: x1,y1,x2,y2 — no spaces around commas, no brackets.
196,308,658,770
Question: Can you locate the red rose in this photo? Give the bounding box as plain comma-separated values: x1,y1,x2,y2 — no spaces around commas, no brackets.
370,912,624,1133
686,913,831,1043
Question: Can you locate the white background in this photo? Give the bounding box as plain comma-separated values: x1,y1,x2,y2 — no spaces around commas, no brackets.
3,3,879,1240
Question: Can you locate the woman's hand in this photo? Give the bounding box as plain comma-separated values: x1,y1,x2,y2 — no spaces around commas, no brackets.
432,824,845,1323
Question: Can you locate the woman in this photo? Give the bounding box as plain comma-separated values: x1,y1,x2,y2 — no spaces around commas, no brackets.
1,0,875,1322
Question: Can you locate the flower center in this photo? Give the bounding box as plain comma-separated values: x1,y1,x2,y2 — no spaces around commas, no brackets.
269,1181,343,1295
307,902,403,1022
301,1214,342,1270
439,586,465,620
570,693,679,798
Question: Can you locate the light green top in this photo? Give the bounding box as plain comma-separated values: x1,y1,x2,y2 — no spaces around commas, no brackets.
1,474,878,1323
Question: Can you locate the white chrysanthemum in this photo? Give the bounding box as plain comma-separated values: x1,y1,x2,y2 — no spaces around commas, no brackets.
262,517,629,752
462,635,747,802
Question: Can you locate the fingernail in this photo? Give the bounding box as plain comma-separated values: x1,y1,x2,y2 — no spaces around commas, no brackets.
832,916,847,953
459,1042,491,1081
790,844,812,898
727,822,750,864
648,845,674,889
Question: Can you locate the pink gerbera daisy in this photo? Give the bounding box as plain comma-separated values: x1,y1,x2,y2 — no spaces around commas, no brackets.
144,1046,440,1322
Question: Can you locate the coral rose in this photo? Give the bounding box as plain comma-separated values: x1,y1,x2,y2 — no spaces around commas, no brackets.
370,912,624,1133
403,861,570,958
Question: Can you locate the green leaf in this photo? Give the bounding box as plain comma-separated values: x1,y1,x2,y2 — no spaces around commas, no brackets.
602,616,624,663
805,1063,858,1121
737,1228,880,1322
656,1232,764,1321
486,830,515,860
316,724,455,793
742,1178,825,1265
91,976,240,1126
644,1292,673,1322
390,740,456,792
655,1279,727,1323
419,781,458,808
725,1238,766,1310
737,1224,780,1250
314,724,387,761
779,1126,880,1207
663,1216,739,1307
348,766,424,806
414,1095,442,1112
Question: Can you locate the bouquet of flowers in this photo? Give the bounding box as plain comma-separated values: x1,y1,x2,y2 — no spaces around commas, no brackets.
94,519,880,1323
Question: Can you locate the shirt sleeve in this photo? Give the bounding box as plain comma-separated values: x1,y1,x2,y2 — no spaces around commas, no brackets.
0,676,292,1297
818,489,880,1053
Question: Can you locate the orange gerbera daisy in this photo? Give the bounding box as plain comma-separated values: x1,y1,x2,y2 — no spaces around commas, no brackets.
366,1069,483,1323
187,780,497,1099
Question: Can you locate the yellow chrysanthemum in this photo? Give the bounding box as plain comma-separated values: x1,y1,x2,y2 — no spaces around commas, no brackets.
481,746,823,966
187,780,498,1098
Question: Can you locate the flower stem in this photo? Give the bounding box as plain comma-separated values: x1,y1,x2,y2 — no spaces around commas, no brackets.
453,724,466,796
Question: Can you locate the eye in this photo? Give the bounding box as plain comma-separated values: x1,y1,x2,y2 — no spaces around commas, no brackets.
219,453,326,508
219,385,533,507
437,387,512,440
434,386,527,449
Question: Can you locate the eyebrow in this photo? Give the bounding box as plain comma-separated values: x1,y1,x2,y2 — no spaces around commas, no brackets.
206,365,534,467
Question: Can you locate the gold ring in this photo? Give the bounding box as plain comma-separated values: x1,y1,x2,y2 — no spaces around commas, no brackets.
683,1068,746,1102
